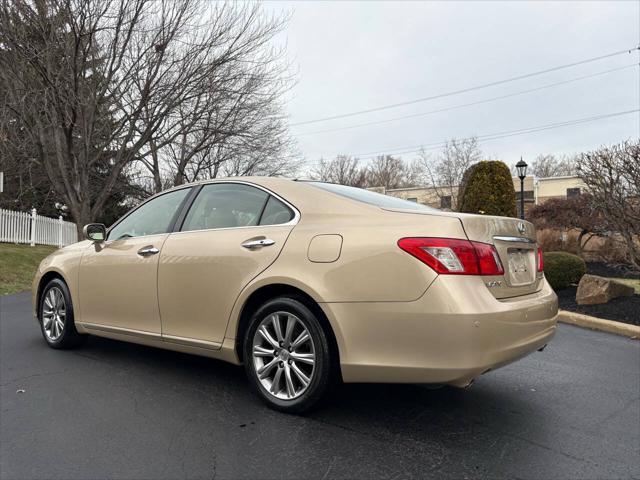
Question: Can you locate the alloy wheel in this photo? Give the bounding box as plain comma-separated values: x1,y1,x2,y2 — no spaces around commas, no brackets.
252,311,316,400
42,287,66,341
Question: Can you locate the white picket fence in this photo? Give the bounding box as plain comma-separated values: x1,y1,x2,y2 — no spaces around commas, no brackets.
0,208,78,247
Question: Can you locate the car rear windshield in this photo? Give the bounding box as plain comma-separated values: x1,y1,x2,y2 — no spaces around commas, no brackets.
307,182,438,211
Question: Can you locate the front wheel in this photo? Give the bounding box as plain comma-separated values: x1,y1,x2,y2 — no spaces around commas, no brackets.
39,278,86,349
244,297,334,413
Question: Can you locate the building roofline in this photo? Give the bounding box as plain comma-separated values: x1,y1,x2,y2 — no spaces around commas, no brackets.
385,185,447,192
378,175,580,194
535,175,582,181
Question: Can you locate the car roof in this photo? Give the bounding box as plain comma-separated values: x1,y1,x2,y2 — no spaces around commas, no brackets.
161,176,375,217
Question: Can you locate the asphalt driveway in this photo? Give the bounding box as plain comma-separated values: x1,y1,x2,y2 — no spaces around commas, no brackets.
1,292,639,479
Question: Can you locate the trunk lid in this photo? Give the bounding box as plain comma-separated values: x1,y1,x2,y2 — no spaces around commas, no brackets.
383,208,543,299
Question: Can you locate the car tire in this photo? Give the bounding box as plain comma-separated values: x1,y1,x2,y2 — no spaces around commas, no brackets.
38,278,86,349
244,296,335,414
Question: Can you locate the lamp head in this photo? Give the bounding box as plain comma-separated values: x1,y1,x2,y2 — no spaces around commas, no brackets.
516,157,528,180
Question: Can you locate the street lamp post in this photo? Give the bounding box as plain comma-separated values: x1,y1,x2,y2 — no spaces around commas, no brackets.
515,157,528,220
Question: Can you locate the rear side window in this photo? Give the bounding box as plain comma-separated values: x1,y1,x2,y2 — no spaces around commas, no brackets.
308,182,437,211
260,196,294,225
181,183,268,231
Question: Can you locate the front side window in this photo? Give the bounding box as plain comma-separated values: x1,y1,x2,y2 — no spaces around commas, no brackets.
181,183,269,232
108,188,191,240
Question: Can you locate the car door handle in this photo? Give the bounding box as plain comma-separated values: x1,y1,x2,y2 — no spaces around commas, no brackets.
241,238,276,250
137,246,159,256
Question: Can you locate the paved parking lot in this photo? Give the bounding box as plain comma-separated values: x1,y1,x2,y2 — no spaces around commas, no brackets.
1,292,639,479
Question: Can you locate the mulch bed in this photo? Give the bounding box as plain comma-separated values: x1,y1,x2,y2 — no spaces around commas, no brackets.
556,287,640,326
585,262,639,280
555,262,640,326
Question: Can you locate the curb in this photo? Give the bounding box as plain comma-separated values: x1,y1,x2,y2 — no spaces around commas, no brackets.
557,310,640,339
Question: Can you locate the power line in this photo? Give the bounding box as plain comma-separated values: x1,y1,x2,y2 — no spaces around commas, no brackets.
310,109,639,162
290,46,640,127
351,109,639,157
294,64,638,136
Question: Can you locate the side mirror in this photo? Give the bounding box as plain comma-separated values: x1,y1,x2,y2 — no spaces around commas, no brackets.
83,223,106,242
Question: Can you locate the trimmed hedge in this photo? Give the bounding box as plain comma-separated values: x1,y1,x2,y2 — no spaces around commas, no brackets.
543,251,586,290
458,160,517,217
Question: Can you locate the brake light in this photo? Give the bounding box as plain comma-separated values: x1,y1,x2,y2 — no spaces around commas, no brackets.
398,237,504,276
473,241,505,276
537,247,544,272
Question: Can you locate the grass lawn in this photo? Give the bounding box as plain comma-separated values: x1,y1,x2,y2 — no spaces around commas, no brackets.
0,243,57,295
609,277,640,294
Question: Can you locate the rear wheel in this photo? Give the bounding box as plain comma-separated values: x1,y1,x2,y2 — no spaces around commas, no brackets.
244,297,334,413
39,278,86,349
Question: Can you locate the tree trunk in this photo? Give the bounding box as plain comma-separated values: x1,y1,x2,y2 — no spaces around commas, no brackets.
173,132,189,187
576,229,588,258
149,139,163,194
72,201,93,240
621,231,640,271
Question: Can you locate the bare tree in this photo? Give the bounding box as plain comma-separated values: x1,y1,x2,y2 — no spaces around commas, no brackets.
577,140,640,270
528,194,610,258
366,155,421,190
0,0,294,234
528,154,577,178
311,155,367,187
418,137,481,209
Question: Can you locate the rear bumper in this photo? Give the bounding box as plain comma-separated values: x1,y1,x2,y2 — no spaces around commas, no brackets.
322,276,558,386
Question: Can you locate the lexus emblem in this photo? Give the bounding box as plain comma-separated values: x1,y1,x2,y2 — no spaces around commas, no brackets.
517,222,526,235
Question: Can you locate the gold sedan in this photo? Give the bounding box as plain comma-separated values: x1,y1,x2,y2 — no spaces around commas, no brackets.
32,177,558,412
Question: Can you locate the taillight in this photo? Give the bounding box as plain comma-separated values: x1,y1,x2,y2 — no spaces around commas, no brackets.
537,247,544,272
473,241,505,276
398,237,504,276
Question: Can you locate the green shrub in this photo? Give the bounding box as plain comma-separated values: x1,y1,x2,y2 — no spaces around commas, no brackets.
543,251,586,290
457,160,517,217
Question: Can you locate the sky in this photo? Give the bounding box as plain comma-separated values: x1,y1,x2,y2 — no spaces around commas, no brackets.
263,1,640,172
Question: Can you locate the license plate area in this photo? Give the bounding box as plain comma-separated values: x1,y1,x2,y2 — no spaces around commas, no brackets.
507,248,535,286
